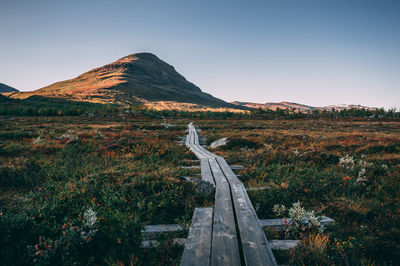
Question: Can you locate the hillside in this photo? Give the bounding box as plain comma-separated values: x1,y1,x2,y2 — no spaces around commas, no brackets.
11,53,235,108
0,83,18,93
0,94,113,116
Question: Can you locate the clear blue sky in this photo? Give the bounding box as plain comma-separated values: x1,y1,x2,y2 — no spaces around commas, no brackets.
1,0,399,108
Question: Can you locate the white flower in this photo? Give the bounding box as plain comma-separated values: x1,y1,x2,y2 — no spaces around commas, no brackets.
308,215,321,228
339,154,355,169
356,168,368,184
81,208,98,242
83,208,97,227
264,144,274,151
358,159,372,167
273,204,287,217
32,136,46,145
277,201,325,234
358,168,366,177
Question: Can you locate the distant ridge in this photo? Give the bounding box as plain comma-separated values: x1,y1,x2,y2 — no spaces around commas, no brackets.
232,101,316,111
231,101,378,112
0,83,18,93
319,104,378,111
11,53,236,109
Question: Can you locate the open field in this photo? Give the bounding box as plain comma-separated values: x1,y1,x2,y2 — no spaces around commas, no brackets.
1,116,399,265
198,118,400,265
0,116,209,265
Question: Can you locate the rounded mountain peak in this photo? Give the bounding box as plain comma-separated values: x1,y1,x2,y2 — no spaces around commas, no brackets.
117,53,160,63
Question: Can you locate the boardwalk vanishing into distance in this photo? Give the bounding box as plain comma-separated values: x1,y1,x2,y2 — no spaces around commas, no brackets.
181,123,277,266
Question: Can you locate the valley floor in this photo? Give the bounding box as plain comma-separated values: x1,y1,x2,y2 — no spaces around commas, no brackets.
1,116,399,265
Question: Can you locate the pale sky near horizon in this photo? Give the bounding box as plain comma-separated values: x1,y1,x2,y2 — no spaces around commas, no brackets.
1,0,399,109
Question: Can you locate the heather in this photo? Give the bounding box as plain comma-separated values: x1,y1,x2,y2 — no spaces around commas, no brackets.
199,118,400,265
1,115,399,265
0,116,204,265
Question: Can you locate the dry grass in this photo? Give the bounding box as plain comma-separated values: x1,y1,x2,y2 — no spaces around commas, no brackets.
302,233,330,254
145,101,247,113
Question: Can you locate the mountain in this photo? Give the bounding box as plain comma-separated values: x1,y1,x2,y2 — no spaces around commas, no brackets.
231,101,377,112
0,83,18,93
11,53,235,108
232,101,316,111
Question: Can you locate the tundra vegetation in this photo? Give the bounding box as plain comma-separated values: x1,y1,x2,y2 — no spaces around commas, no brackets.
0,106,399,265
201,118,400,265
0,115,209,265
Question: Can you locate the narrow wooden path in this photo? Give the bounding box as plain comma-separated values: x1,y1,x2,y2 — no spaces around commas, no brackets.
181,123,277,266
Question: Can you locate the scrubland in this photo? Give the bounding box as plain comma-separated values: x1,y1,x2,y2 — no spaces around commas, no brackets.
0,116,206,265
1,116,399,265
200,119,400,265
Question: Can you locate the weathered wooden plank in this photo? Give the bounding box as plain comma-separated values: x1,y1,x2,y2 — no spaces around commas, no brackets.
180,165,201,169
188,123,196,140
190,144,211,159
142,224,183,240
185,135,190,147
189,139,214,157
191,131,195,144
197,145,216,159
186,124,213,159
200,158,215,186
260,216,334,231
215,157,277,265
215,157,241,184
268,240,300,250
141,238,186,248
229,182,277,265
259,218,288,231
189,147,208,159
208,158,241,266
142,239,300,251
246,186,270,191
230,165,244,170
198,145,218,158
194,129,199,145
185,124,279,265
181,207,213,266
187,125,216,158
141,216,335,241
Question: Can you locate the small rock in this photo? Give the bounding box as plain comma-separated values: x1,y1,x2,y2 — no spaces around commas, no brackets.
181,176,215,196
161,118,174,128
210,137,228,149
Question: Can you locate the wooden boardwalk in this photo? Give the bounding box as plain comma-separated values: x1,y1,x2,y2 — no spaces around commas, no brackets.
181,123,277,266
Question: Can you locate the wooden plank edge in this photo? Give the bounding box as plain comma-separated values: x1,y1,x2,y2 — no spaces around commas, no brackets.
260,216,335,231
181,207,213,266
268,240,300,250
141,238,300,251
